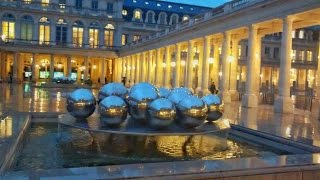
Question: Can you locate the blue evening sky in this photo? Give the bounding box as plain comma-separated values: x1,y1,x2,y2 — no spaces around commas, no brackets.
160,0,231,8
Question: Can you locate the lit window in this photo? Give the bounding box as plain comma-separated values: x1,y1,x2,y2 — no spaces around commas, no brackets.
298,50,305,60
299,30,304,39
42,0,49,6
1,13,15,41
122,34,127,45
122,10,127,16
291,50,296,60
72,21,84,47
182,15,189,21
89,22,99,48
238,45,242,57
105,24,114,47
133,35,141,42
307,51,312,61
39,17,50,45
23,0,31,4
134,10,142,20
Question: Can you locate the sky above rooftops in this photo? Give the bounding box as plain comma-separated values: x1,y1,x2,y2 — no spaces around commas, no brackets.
160,0,231,8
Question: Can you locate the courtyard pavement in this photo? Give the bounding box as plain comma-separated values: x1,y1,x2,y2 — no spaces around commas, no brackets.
0,83,319,148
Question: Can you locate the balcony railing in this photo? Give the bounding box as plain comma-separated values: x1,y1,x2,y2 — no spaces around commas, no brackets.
0,0,117,18
124,0,268,48
0,38,121,51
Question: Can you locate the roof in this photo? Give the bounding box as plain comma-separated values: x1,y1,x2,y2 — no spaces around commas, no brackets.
123,0,211,15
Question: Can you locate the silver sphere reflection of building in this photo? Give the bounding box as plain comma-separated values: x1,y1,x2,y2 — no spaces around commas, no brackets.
202,94,224,122
67,89,96,119
177,95,208,128
147,98,176,129
128,83,159,123
158,87,171,98
168,88,192,105
98,83,128,103
99,96,128,126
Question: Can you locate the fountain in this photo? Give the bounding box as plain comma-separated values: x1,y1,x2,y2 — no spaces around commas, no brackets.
59,82,229,162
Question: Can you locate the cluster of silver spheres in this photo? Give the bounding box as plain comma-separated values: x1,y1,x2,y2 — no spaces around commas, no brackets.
66,82,224,129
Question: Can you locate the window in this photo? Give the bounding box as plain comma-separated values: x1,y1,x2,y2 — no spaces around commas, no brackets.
307,51,312,61
75,0,82,9
104,24,114,47
23,0,31,4
158,13,166,24
182,15,189,21
133,35,141,42
122,10,127,16
20,15,33,41
107,3,113,13
146,11,154,23
298,50,305,60
134,9,142,20
42,0,49,6
56,19,67,45
245,45,248,56
170,14,178,25
292,50,296,60
39,17,50,45
238,45,242,57
59,0,66,8
122,34,127,45
92,0,98,10
264,46,270,55
89,22,99,48
299,30,304,39
2,13,15,41
72,21,84,47
292,30,296,38
273,47,279,59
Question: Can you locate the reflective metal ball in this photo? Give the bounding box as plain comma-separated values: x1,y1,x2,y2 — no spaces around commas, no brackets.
98,83,128,103
158,87,171,98
128,83,159,122
176,95,208,128
147,98,176,129
168,88,192,105
99,96,127,126
67,89,96,119
202,94,223,122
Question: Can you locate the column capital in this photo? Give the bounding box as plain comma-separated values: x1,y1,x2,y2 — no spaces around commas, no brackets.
282,15,294,24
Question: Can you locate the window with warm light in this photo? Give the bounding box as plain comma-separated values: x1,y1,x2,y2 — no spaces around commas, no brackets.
133,35,141,42
23,0,32,4
59,0,66,8
72,21,84,47
42,0,49,6
298,50,305,60
182,15,189,21
238,45,242,57
299,30,304,39
20,15,33,41
134,10,142,20
39,17,50,45
89,22,99,48
307,51,312,61
2,13,16,41
122,34,127,45
104,24,114,47
291,50,296,60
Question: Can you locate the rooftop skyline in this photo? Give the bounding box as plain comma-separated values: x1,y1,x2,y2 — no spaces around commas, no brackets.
160,0,231,8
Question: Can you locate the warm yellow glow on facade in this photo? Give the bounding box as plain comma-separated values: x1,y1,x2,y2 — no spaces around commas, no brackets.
2,21,15,40
39,24,50,44
89,28,99,48
209,57,214,64
73,27,83,47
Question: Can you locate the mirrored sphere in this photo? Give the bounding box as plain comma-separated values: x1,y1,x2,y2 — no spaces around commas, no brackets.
177,95,208,128
99,96,127,126
158,87,171,98
128,83,159,122
168,88,192,105
202,94,223,122
67,89,96,119
98,83,128,103
147,98,176,129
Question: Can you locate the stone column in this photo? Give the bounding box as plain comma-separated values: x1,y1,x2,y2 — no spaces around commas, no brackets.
84,56,89,80
121,58,125,79
83,26,89,48
242,25,260,108
67,24,73,47
12,52,19,83
186,40,194,91
174,43,181,88
164,46,171,88
67,55,72,77
155,48,163,87
202,36,211,95
212,43,220,89
114,24,123,48
130,56,135,86
100,58,106,84
49,54,54,81
50,23,56,46
229,39,240,97
127,56,131,84
135,54,140,83
148,51,153,83
33,22,39,43
117,58,122,82
220,32,231,103
274,17,294,113
141,53,146,82
196,41,204,95
15,20,21,40
32,53,36,82
99,27,105,49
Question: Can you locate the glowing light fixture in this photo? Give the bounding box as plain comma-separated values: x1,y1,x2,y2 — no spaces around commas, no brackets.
171,62,176,67
92,65,97,69
181,60,186,66
209,57,214,64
